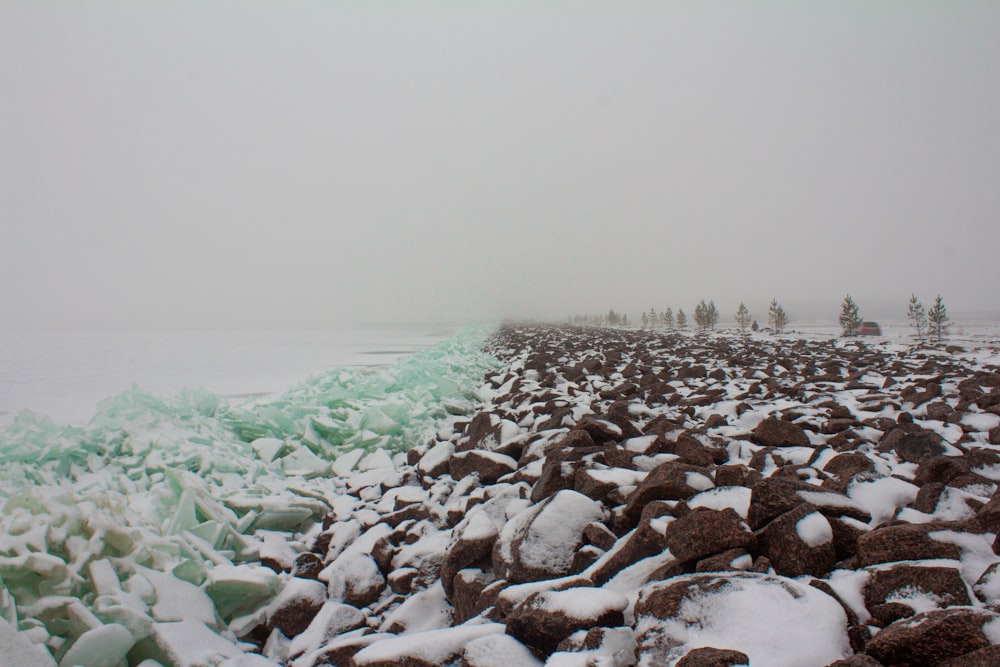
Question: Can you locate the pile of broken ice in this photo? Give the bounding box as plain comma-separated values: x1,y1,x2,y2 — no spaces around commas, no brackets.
0,328,497,667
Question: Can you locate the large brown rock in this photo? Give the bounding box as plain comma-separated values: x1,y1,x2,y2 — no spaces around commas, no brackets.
823,452,877,484
755,504,836,577
576,415,624,444
714,465,759,488
452,568,495,623
670,433,718,467
973,491,1000,533
748,477,816,530
752,417,811,447
663,508,752,563
289,600,367,658
879,424,946,463
828,516,865,562
826,657,884,667
864,565,971,618
530,455,588,503
926,401,954,421
695,548,753,573
449,450,517,484
588,502,674,586
856,524,962,567
973,562,1000,605
292,552,324,580
529,436,602,503
266,578,327,638
457,412,503,452
746,477,868,530
440,511,499,598
864,608,999,666
505,588,627,655
914,455,968,487
624,461,714,522
550,428,597,450
940,645,1000,666
574,467,643,504
304,632,385,667
676,647,750,667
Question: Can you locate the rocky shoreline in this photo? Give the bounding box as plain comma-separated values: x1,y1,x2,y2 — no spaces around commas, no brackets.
257,323,1000,667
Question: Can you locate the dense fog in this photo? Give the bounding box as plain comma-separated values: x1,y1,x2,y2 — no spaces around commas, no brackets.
3,1,999,329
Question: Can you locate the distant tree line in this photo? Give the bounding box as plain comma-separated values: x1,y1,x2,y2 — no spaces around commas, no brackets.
568,310,629,326
570,293,953,342
572,299,791,335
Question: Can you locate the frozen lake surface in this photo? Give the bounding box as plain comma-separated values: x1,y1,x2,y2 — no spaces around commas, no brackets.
0,326,458,426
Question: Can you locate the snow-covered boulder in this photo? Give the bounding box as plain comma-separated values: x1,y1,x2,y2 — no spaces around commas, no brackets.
265,577,327,638
634,572,851,667
493,489,604,583
351,622,506,667
323,553,385,608
505,587,628,655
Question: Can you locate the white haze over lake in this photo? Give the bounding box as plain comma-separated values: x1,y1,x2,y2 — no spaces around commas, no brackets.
0,326,455,425
2,0,999,330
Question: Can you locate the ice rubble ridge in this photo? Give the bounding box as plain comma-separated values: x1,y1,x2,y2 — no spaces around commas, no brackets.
0,326,498,667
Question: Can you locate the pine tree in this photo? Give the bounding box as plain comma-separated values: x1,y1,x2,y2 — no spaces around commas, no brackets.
768,299,788,334
735,302,752,331
676,308,687,329
707,301,719,330
663,308,674,330
906,295,927,340
927,294,950,342
641,312,649,329
648,308,657,330
694,300,708,331
839,294,862,336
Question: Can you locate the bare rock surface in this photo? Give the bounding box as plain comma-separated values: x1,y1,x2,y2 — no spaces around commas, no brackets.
663,507,751,563
675,647,750,666
864,608,1000,666
753,417,811,447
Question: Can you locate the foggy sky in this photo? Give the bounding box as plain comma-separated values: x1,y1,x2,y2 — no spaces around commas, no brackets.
2,1,999,330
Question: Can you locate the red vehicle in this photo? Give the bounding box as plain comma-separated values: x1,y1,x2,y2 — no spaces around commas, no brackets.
859,321,882,336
